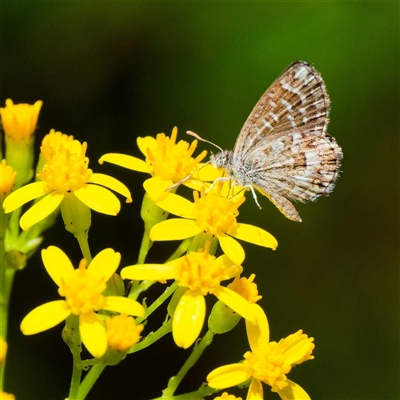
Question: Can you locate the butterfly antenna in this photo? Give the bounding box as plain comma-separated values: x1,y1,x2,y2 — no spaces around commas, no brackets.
186,130,224,153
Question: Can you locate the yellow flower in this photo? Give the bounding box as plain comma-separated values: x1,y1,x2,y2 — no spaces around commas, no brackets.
106,313,144,352
207,304,314,400
0,160,16,198
98,127,217,197
3,131,132,231
0,99,42,140
20,246,145,358
121,242,257,349
148,183,277,265
227,274,262,304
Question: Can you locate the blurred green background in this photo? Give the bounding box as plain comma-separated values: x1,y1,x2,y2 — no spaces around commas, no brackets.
1,2,398,400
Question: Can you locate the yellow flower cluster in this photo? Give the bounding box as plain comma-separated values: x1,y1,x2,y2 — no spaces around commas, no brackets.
0,101,315,400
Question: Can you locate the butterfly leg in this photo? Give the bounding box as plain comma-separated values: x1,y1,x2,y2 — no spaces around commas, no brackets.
206,177,231,193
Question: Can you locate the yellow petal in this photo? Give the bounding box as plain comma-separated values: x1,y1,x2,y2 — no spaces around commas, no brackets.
74,184,120,215
284,337,313,365
143,176,174,202
88,248,120,281
102,296,145,317
79,312,107,358
20,191,64,231
137,136,156,157
41,246,74,287
233,223,278,250
88,173,132,203
145,185,194,218
173,290,205,349
121,264,175,281
276,379,310,400
247,378,263,400
217,234,245,265
214,287,256,324
20,300,71,335
150,218,202,241
218,254,243,280
3,182,51,213
193,163,223,182
207,363,250,389
99,153,149,174
245,304,270,351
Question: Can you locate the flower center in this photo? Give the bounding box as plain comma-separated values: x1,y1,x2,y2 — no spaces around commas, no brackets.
145,127,206,182
58,259,106,315
106,314,144,351
193,186,245,236
38,139,93,192
174,244,226,295
244,343,292,391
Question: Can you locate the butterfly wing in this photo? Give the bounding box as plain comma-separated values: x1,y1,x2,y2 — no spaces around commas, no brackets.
247,126,343,221
232,61,330,164
229,61,342,221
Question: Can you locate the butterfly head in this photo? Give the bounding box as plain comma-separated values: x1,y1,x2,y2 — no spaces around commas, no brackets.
209,150,232,170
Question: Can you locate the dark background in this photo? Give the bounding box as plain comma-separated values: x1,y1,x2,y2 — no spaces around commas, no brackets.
1,3,398,400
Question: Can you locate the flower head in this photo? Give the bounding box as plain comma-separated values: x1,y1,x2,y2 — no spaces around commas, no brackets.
228,274,262,304
99,127,215,197
20,246,145,358
3,131,132,231
121,242,257,349
148,183,277,265
0,160,16,198
0,99,42,140
207,305,314,400
106,313,144,352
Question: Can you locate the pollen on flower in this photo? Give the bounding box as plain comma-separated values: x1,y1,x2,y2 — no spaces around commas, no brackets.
174,242,227,295
144,127,207,182
0,160,16,197
106,313,144,352
58,259,106,315
38,137,93,193
0,98,42,140
194,185,245,236
244,343,292,392
228,274,262,304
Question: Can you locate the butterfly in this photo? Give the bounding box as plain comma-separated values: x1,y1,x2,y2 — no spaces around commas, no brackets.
206,60,343,222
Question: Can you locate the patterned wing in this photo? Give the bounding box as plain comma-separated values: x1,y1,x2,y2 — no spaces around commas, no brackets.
248,126,343,222
232,61,330,163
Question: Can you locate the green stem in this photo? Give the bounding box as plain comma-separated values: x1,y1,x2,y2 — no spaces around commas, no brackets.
137,229,152,264
136,281,178,325
166,239,191,263
65,315,83,400
77,364,106,400
128,317,172,354
75,231,92,264
0,268,15,391
163,329,215,398
69,353,83,400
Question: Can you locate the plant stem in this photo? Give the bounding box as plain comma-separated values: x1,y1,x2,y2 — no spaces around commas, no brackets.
162,329,215,397
77,364,106,400
0,267,15,391
135,281,178,325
